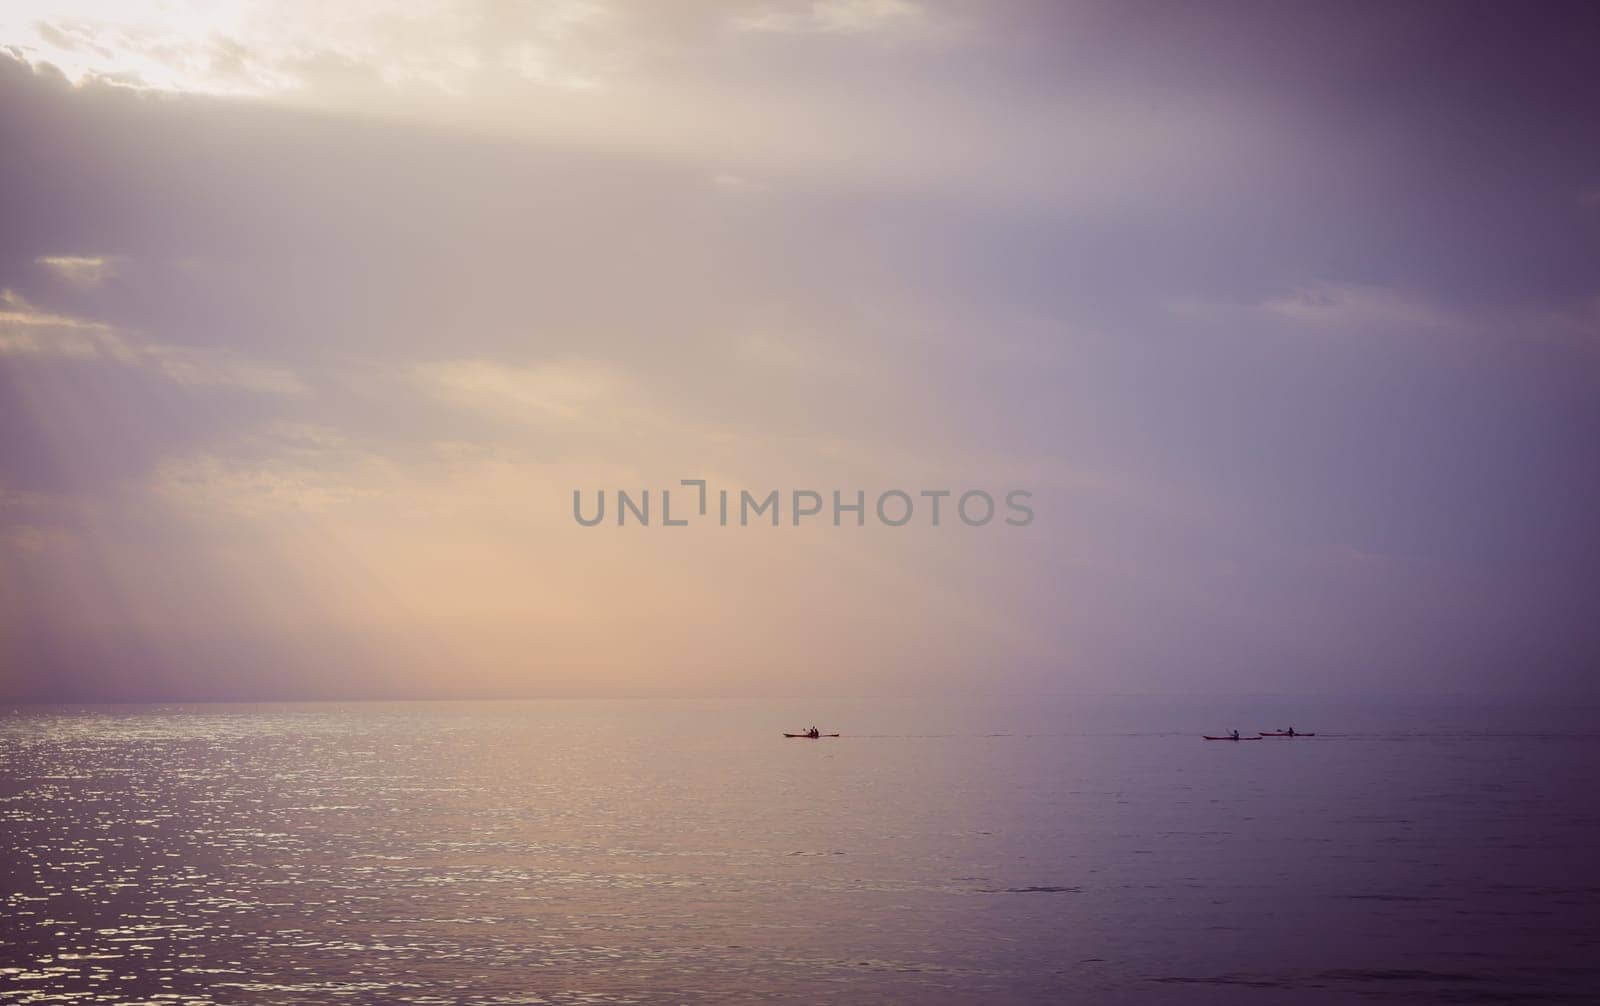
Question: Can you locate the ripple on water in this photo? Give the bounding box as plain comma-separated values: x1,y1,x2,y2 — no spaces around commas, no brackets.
3,702,1600,1003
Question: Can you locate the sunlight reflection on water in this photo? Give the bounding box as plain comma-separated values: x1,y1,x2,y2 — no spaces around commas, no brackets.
2,698,1598,1003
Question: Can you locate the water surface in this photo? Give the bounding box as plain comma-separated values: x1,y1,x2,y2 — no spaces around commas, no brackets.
3,697,1598,1003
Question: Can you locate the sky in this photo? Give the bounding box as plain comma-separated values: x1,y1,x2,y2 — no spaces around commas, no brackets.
2,1,1599,702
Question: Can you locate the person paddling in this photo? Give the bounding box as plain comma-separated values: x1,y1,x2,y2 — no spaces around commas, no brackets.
1230,729,1240,741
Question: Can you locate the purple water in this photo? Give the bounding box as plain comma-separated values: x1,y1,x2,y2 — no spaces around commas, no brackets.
3,696,1597,1003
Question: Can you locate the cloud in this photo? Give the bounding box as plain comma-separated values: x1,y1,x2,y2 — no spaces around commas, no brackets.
0,289,121,359
150,452,365,515
735,330,860,377
37,254,120,288
1169,284,1455,334
711,171,767,195
1,0,614,98
1541,295,1600,354
414,358,620,423
735,331,809,369
0,5,1147,211
140,343,309,395
1170,282,1600,361
0,289,306,394
1256,285,1453,331
731,0,926,37
6,7,1600,699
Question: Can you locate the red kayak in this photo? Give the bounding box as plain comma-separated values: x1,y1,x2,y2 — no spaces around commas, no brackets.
1202,735,1261,741
1260,731,1315,737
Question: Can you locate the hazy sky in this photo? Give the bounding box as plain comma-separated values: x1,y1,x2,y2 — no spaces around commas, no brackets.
3,2,1598,701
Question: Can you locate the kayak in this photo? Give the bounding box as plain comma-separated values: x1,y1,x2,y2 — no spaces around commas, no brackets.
783,733,840,738
1202,735,1261,741
1259,731,1315,737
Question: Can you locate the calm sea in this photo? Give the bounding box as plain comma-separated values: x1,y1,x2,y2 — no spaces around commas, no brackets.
2,696,1598,1003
